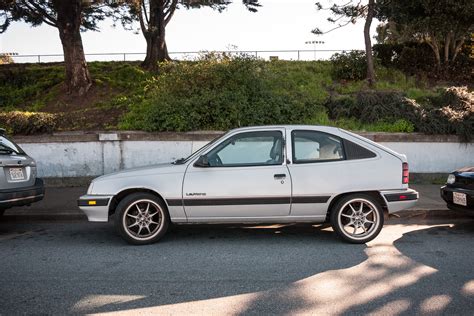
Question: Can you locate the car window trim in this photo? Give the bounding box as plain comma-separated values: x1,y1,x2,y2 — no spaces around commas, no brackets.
291,129,346,165
201,130,286,168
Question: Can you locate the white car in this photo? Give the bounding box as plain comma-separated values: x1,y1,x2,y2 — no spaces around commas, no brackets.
78,125,418,244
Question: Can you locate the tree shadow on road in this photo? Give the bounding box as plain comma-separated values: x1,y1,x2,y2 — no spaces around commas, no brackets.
1,219,473,315
237,220,474,315
0,221,368,314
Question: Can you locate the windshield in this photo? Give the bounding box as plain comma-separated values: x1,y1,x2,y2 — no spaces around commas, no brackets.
0,136,25,155
173,134,226,165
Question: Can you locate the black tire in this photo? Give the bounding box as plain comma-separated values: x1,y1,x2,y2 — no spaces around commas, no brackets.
330,194,384,244
115,192,170,245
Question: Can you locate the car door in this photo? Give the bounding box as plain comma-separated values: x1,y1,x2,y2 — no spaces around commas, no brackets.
286,129,346,217
182,129,291,219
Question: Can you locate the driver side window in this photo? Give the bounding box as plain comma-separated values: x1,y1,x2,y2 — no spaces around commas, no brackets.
206,131,284,167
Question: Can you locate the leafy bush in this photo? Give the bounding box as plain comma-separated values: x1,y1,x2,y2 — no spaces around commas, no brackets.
330,51,367,81
326,87,473,141
373,43,473,80
419,87,473,141
0,111,58,134
326,90,421,124
120,54,328,132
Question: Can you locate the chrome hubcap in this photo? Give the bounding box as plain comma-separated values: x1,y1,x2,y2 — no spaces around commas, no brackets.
338,199,379,239
123,199,163,240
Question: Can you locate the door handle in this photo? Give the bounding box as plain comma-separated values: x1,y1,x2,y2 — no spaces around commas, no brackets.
274,174,286,179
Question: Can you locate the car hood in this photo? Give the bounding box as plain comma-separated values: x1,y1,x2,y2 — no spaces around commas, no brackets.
93,162,185,182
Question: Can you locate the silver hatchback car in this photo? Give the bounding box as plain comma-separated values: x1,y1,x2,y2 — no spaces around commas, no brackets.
79,125,418,245
0,129,44,216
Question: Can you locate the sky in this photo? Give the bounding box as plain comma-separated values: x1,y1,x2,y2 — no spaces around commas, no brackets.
0,0,379,62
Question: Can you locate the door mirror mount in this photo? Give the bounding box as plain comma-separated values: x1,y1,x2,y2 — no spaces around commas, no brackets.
194,155,210,167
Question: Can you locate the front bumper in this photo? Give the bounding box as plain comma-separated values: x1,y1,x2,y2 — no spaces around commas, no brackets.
380,188,419,213
440,185,474,212
78,195,113,222
0,178,45,210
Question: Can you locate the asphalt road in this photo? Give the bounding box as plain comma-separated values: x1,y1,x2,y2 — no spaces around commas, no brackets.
0,216,473,315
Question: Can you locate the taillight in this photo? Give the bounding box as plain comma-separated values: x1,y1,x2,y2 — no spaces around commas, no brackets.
402,162,409,184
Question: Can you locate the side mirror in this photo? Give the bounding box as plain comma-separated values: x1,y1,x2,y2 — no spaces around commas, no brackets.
194,155,210,167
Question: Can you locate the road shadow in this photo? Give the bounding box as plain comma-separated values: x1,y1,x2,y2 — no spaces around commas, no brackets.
1,219,472,314
237,219,474,315
0,221,368,314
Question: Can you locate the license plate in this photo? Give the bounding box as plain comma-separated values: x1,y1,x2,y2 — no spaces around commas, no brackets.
453,192,467,206
9,168,25,181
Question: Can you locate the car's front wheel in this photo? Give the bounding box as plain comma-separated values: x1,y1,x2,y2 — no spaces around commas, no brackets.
330,194,384,244
115,193,170,245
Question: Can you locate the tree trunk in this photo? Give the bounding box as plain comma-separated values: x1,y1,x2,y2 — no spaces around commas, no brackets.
364,0,376,88
53,0,91,96
141,0,171,71
426,35,441,70
142,32,170,70
444,32,452,64
452,37,465,62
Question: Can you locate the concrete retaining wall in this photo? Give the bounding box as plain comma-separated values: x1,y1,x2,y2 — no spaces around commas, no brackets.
14,131,474,178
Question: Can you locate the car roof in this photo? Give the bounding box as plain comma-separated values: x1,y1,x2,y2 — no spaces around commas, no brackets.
228,125,342,133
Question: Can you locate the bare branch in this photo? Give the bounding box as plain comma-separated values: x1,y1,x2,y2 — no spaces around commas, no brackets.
164,0,178,26
142,0,149,25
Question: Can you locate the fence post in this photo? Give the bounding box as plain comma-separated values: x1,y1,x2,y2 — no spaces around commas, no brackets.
255,51,258,58
123,53,126,61
38,55,41,63
297,50,300,61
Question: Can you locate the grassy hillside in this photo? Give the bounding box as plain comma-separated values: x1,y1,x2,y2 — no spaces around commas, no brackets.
0,54,472,139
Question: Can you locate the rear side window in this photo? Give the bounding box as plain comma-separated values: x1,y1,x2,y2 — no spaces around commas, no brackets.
292,130,344,163
343,139,376,160
0,136,25,155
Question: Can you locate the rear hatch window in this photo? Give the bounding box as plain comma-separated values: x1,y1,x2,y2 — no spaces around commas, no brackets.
0,136,26,155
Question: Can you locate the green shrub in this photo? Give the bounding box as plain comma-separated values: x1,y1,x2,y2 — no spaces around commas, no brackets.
120,55,328,132
326,91,421,124
330,51,367,81
0,111,58,134
326,87,473,141
419,87,474,141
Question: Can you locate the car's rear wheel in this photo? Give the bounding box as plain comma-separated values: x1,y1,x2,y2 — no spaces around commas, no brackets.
330,194,384,244
115,193,169,245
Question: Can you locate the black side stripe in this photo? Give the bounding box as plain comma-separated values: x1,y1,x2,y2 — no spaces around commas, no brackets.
292,196,330,203
166,196,330,207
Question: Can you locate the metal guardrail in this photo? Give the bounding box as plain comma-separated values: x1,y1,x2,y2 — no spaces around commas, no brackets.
9,49,356,63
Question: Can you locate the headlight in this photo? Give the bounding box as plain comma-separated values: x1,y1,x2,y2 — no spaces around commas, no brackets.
87,182,94,194
447,174,456,184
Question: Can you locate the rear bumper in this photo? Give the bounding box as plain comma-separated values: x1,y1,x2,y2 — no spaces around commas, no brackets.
440,185,474,212
78,195,113,222
0,178,45,210
380,188,419,213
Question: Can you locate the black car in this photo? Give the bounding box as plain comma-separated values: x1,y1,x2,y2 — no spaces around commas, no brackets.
440,167,474,213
